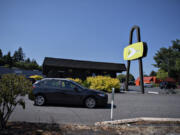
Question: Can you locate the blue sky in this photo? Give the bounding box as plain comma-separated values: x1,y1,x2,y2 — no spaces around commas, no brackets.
0,0,180,78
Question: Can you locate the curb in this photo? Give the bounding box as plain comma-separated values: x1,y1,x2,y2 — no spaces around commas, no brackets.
95,117,180,126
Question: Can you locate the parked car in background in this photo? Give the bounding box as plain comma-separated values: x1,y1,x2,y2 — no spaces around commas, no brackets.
144,83,153,88
27,78,36,84
159,81,176,89
32,78,108,108
128,81,135,85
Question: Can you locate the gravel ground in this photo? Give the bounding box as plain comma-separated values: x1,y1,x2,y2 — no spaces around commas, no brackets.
1,122,180,135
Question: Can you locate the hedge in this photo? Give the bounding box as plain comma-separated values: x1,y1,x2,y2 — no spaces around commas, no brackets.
67,78,83,84
68,76,120,93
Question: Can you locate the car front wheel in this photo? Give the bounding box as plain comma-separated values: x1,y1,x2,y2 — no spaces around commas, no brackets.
35,95,45,106
85,97,96,108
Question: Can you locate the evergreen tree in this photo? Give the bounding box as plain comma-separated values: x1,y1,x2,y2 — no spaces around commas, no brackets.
149,70,157,76
13,47,25,62
1,47,41,70
0,49,2,58
13,50,19,62
3,51,13,67
30,59,39,69
0,49,4,66
25,58,31,63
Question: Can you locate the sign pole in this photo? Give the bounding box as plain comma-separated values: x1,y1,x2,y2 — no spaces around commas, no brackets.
139,58,144,94
125,60,130,91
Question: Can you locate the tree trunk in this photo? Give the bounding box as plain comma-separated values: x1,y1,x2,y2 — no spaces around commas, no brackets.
0,120,6,130
0,117,6,130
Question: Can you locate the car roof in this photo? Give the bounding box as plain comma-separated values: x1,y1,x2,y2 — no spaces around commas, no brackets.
41,78,71,81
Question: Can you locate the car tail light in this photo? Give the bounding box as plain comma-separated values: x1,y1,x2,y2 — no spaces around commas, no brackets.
32,85,36,89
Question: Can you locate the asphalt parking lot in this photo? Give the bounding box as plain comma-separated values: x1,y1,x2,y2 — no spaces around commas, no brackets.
10,86,180,125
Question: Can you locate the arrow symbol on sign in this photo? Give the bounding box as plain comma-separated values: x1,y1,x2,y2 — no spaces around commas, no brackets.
127,48,136,58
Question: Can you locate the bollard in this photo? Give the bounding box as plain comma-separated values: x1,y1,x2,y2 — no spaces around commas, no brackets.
111,88,115,121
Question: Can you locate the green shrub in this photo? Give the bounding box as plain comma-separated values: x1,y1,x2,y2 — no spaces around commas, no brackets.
86,76,120,93
29,75,43,80
82,80,90,88
28,90,35,101
67,78,83,85
0,74,32,129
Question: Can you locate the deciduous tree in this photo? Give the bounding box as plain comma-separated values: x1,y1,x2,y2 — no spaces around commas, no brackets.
117,73,135,82
156,69,168,80
153,39,180,80
0,74,32,129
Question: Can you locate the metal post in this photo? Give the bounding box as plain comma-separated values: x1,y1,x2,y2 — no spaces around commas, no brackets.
139,58,144,94
125,60,130,91
111,88,115,121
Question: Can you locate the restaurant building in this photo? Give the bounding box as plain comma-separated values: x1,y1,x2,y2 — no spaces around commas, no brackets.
43,57,126,80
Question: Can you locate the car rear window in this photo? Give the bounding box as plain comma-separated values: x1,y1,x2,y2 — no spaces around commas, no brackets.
38,79,61,89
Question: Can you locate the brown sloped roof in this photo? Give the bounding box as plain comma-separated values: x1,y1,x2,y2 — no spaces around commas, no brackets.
43,57,126,72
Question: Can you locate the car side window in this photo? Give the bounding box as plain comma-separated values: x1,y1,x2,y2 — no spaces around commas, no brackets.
40,80,61,89
61,81,76,90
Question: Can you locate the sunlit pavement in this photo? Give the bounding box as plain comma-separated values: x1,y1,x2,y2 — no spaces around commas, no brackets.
10,86,180,125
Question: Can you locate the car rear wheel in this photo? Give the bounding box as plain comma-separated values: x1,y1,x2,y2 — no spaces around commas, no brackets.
35,95,45,106
85,97,96,108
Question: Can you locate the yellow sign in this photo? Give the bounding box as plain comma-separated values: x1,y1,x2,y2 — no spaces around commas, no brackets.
123,42,147,60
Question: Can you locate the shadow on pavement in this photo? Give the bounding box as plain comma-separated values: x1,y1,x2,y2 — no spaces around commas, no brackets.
34,103,116,109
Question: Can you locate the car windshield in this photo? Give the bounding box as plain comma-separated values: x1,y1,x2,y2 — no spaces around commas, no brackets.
70,80,86,89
